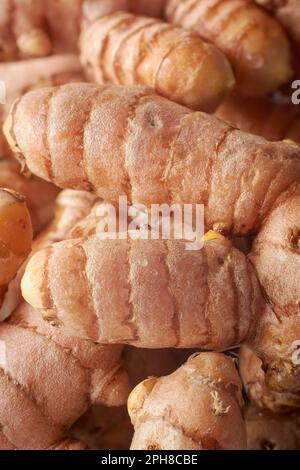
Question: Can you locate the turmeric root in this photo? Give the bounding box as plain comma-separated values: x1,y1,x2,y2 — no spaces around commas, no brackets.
240,343,300,412
216,93,300,143
5,83,300,236
250,187,300,320
0,0,129,60
0,54,83,96
0,189,97,322
128,353,246,450
11,0,54,58
245,404,300,450
166,0,293,96
80,11,235,111
21,234,263,349
0,54,84,158
255,0,300,49
0,302,129,450
0,158,59,235
0,188,32,306
238,188,300,411
241,308,300,412
0,0,50,60
33,189,98,249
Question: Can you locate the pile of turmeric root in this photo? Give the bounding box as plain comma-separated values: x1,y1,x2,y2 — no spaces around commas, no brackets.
0,0,299,451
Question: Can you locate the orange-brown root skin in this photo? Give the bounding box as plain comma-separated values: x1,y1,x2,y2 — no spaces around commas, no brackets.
0,54,84,162
5,83,300,236
129,353,246,450
240,344,300,413
21,235,262,350
0,158,59,235
242,189,300,411
166,0,292,96
216,94,300,143
80,11,235,111
255,0,300,49
0,302,129,450
0,188,32,302
0,0,130,60
245,404,300,450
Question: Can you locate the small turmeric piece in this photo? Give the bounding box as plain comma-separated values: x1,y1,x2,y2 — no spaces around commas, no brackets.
0,158,59,235
128,353,246,450
166,0,293,96
0,188,32,306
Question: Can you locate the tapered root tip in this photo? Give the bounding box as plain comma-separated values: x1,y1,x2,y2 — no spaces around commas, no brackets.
17,29,52,58
21,250,50,310
92,368,131,407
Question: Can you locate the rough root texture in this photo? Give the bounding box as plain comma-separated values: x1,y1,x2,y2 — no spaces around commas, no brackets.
215,94,300,143
0,302,129,449
80,11,235,111
0,54,84,160
0,0,129,60
128,353,246,450
21,235,263,350
240,343,300,413
166,0,292,96
242,187,300,410
5,83,300,236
